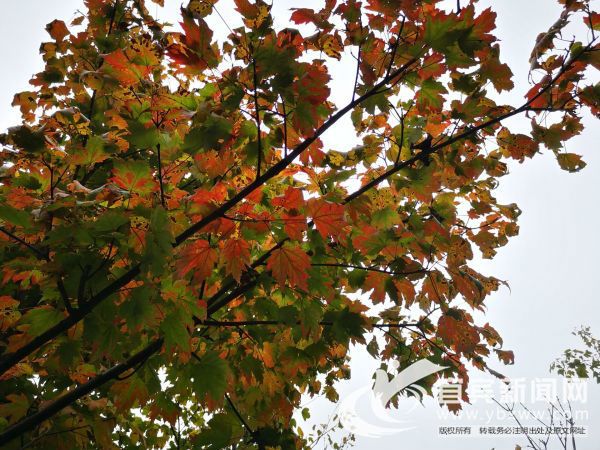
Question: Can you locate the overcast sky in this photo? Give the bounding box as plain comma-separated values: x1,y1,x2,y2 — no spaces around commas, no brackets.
1,1,598,449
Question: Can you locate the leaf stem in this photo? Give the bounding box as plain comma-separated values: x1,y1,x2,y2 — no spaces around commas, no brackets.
156,143,166,208
252,58,262,179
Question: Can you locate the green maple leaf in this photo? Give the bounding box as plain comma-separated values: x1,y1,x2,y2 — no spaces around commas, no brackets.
160,310,192,352
0,204,32,228
122,286,155,330
417,79,447,111
191,350,230,399
193,413,241,450
141,206,173,275
21,307,64,336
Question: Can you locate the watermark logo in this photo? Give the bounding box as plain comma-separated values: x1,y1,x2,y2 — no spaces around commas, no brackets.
337,360,591,440
338,359,446,437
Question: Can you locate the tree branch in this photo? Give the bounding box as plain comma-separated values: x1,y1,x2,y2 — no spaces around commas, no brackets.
281,97,288,157
352,40,362,102
310,263,425,276
197,319,420,329
57,277,75,315
386,16,405,79
173,54,420,246
343,42,595,204
0,338,162,446
224,393,255,439
0,265,142,376
198,46,593,330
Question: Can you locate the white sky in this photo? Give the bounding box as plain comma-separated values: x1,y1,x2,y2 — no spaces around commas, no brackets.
0,1,598,449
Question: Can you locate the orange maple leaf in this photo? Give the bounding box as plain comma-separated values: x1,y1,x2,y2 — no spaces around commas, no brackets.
437,315,480,354
307,199,346,240
177,240,217,283
266,244,310,290
222,238,251,282
364,271,387,303
272,187,305,210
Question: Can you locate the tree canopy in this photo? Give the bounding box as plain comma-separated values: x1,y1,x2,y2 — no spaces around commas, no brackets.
0,0,598,448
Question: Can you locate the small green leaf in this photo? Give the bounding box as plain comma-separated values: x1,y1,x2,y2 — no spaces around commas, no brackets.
183,114,232,154
122,286,155,330
12,174,42,190
126,120,160,149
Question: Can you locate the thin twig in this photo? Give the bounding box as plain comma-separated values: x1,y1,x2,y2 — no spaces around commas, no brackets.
352,40,362,102
156,143,166,208
57,278,75,314
386,16,405,78
252,58,263,179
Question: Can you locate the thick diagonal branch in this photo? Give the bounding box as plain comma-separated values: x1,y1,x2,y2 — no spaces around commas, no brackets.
0,338,163,446
204,43,595,316
0,57,421,377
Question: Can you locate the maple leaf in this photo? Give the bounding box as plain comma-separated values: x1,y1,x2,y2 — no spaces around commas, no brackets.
525,75,552,108
307,199,346,240
167,16,217,73
394,279,417,306
272,187,305,210
319,33,344,60
290,9,317,25
497,128,538,162
0,296,21,333
557,153,586,172
111,160,156,194
190,350,230,400
233,0,255,17
494,349,515,365
104,49,151,86
0,394,29,424
110,376,149,411
588,12,600,31
266,244,311,290
188,0,216,19
222,238,251,282
291,62,331,135
363,271,387,303
46,20,69,41
282,213,307,241
417,79,447,112
177,239,217,283
437,314,480,354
